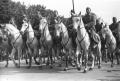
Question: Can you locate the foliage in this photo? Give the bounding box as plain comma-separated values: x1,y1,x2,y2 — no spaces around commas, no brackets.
0,0,61,30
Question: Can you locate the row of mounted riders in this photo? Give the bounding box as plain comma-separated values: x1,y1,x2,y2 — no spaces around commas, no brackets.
0,13,120,73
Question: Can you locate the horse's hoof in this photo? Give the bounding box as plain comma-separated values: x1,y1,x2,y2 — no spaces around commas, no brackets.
98,66,101,69
117,62,120,65
39,66,42,69
53,61,55,63
46,62,49,66
58,64,62,67
26,61,28,64
83,69,87,73
43,61,45,63
71,63,76,67
77,67,81,71
17,65,20,68
64,68,68,71
50,66,53,69
15,63,20,68
89,67,93,71
107,70,112,72
111,64,114,68
15,63,18,66
35,62,40,65
26,62,28,64
72,65,76,67
5,65,8,68
105,61,107,63
27,66,31,69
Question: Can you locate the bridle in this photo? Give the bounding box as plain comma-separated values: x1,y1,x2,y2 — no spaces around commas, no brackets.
73,15,87,49
1,26,21,48
56,22,70,48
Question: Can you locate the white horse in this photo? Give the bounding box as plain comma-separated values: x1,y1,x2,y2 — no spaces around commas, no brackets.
0,29,12,67
101,23,116,67
72,12,96,73
0,24,23,68
39,16,53,68
21,21,40,68
89,27,102,69
54,19,74,71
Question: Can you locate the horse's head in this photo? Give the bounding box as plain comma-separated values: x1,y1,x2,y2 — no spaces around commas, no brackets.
20,22,29,35
0,24,10,36
72,12,84,30
54,19,62,38
0,26,9,43
39,17,48,34
100,23,109,39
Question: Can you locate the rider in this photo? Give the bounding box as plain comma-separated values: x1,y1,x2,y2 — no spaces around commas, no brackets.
66,9,77,49
83,7,97,32
22,14,28,47
109,17,118,39
52,10,62,46
95,18,102,33
82,7,100,48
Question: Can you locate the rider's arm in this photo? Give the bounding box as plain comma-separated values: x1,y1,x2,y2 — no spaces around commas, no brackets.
85,14,97,28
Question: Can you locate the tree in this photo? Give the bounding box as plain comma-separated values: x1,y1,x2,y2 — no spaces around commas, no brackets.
0,0,10,23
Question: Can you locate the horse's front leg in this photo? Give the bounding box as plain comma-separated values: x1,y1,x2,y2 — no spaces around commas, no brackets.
34,48,40,65
97,46,102,69
83,50,88,73
56,47,62,67
5,51,9,67
49,48,53,69
89,50,95,70
64,50,69,71
75,46,81,71
111,52,114,67
17,47,22,68
38,49,42,69
25,49,28,64
115,49,120,65
10,48,17,67
27,48,32,69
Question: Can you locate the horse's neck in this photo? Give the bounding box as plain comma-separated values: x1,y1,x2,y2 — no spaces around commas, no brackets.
27,24,34,39
106,31,114,41
43,25,51,40
6,24,20,38
61,23,68,37
44,25,50,36
77,19,87,38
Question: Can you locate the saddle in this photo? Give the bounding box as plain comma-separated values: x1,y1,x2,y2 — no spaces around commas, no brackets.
91,32,100,44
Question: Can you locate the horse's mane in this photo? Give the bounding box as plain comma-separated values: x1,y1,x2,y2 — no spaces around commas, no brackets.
80,16,85,28
61,22,68,33
28,22,34,32
103,25,113,38
5,24,19,33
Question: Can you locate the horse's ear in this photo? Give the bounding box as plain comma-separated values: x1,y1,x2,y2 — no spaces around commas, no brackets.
0,24,5,29
38,11,42,19
78,11,81,16
58,17,62,23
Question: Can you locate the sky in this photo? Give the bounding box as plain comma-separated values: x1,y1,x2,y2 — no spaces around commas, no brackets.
12,0,120,24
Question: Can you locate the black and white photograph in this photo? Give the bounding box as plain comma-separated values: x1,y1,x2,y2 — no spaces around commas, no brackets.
0,0,120,81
